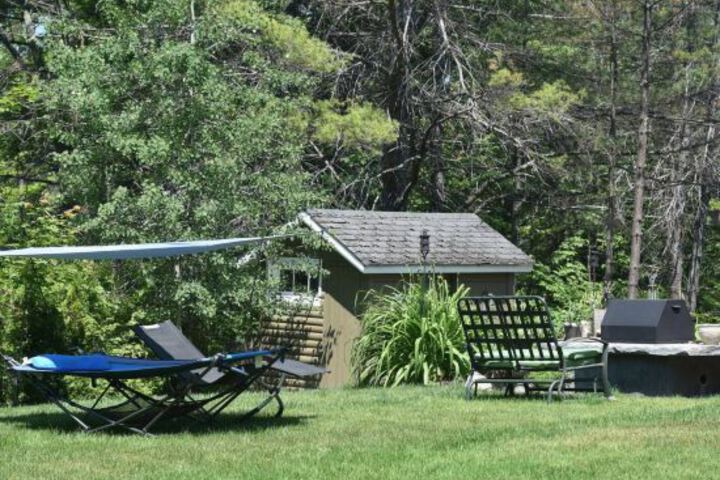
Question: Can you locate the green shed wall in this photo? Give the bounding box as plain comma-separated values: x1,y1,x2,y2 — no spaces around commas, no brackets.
312,251,517,387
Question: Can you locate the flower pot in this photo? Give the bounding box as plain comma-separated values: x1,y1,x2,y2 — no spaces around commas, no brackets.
697,324,720,345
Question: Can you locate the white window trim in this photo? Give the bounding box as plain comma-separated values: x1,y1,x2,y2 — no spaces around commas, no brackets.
268,256,323,306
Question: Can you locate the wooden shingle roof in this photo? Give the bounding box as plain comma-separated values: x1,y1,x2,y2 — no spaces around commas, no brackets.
299,209,533,274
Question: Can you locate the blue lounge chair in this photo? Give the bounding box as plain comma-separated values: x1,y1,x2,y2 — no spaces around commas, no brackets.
0,236,326,434
2,348,290,435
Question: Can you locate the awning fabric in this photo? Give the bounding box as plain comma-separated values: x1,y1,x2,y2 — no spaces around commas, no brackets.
0,234,295,260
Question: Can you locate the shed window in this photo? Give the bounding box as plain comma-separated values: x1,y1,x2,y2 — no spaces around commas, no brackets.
268,257,322,304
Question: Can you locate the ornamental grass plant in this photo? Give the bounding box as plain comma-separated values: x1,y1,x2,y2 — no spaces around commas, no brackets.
352,276,470,386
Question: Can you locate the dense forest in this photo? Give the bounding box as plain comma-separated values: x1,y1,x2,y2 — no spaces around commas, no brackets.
1,1,720,366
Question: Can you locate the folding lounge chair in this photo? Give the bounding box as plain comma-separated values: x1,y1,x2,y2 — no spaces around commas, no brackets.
133,321,325,414
457,296,612,401
2,349,286,435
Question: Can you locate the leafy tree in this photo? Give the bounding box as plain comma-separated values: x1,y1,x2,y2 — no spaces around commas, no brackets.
0,1,393,359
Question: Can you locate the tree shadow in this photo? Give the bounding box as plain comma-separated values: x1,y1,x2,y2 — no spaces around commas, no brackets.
468,389,607,403
0,408,314,436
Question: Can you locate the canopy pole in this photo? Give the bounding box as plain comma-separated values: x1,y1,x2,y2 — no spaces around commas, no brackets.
174,260,182,332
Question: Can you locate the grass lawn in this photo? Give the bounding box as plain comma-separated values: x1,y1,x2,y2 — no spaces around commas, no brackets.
1,385,719,480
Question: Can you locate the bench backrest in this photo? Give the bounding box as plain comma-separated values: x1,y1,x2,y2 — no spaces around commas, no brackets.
457,296,562,368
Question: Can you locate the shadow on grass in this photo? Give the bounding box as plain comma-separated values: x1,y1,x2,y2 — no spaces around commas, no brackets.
467,390,610,404
0,408,314,436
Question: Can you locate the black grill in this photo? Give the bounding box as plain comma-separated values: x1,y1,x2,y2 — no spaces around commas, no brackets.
601,299,695,343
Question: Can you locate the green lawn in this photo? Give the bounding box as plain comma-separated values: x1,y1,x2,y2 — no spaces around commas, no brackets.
1,386,719,480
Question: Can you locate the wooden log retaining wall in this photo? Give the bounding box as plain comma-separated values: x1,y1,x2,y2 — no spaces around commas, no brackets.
260,300,325,389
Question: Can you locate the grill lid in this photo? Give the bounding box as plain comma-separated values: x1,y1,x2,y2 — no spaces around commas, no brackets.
601,299,695,344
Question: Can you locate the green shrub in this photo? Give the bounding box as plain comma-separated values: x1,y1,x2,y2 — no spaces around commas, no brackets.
352,277,470,386
0,189,129,402
527,235,602,332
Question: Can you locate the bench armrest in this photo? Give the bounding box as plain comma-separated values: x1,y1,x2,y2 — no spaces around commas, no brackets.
563,336,607,347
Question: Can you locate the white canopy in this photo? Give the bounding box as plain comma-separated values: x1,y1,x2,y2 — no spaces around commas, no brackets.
0,234,296,260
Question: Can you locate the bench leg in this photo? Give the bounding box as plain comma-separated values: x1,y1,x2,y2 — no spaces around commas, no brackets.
558,374,568,399
464,374,474,400
547,379,561,403
504,384,515,397
601,344,614,400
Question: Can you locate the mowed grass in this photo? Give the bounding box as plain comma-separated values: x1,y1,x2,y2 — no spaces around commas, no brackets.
1,385,719,480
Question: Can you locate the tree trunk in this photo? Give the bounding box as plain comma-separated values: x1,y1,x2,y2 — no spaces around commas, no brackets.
430,124,447,212
628,1,652,299
668,8,697,299
667,154,689,300
687,0,720,311
190,0,197,45
687,184,709,311
604,0,619,298
379,0,415,211
430,2,450,212
668,133,688,300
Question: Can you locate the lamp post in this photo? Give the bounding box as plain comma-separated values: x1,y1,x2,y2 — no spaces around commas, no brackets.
420,229,430,299
420,229,430,264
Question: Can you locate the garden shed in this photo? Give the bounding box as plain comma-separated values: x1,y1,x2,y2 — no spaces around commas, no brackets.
261,209,533,388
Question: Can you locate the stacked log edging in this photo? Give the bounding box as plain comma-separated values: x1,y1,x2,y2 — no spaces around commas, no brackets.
260,299,324,389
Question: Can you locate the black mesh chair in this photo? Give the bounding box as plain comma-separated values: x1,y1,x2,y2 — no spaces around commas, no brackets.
134,321,326,418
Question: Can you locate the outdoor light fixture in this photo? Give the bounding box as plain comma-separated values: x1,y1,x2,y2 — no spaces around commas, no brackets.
420,229,430,262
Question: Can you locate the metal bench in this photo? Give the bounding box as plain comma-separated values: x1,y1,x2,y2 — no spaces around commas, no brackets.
457,296,612,401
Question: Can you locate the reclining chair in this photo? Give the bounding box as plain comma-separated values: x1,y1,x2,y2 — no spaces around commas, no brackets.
2,322,326,436
133,321,325,418
458,296,612,401
4,348,289,435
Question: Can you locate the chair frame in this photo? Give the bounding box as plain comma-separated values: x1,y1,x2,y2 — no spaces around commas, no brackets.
1,350,285,436
457,296,612,401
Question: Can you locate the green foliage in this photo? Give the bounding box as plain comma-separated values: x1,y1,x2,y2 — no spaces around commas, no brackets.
3,0,720,405
509,80,584,115
0,0,347,402
208,0,343,72
0,185,128,401
488,68,524,88
697,227,720,324
25,0,328,355
310,100,399,149
0,80,39,115
526,235,601,331
352,277,470,386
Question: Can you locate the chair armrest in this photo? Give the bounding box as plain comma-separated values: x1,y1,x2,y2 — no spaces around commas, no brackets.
559,337,608,362
271,359,327,377
563,336,607,346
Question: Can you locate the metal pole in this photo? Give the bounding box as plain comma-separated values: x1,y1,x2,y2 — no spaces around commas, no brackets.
420,230,430,314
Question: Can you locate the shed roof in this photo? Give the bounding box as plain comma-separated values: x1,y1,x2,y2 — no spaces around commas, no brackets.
299,209,533,274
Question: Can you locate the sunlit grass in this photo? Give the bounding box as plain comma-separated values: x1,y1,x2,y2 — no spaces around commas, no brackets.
1,385,718,480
